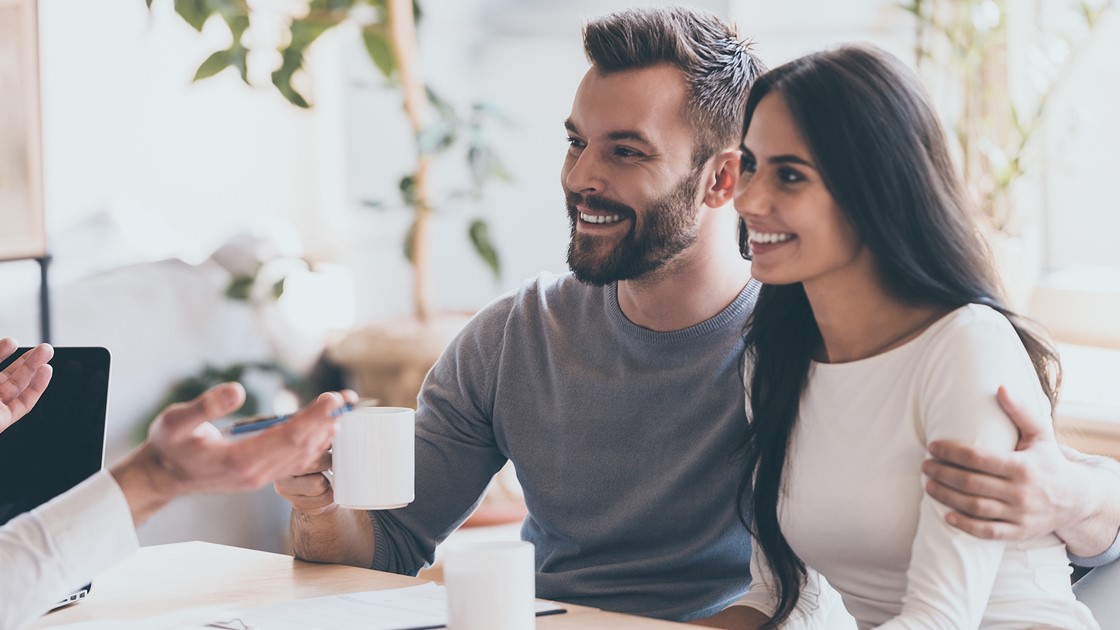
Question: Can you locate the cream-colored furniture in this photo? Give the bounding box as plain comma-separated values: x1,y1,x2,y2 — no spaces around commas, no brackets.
30,541,686,629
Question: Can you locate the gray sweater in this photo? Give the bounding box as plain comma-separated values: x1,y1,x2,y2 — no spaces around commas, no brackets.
369,272,761,621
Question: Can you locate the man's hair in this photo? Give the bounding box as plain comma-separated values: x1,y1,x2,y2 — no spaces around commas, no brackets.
582,6,765,165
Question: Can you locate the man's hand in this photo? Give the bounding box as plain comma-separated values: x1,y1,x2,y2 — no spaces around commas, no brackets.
275,393,376,569
923,386,1108,554
0,339,53,433
110,383,346,525
274,449,336,516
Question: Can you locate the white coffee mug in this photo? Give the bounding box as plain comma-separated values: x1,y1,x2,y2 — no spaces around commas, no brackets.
330,406,415,510
444,541,536,630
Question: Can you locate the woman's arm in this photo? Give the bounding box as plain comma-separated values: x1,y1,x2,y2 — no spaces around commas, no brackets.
879,310,1039,628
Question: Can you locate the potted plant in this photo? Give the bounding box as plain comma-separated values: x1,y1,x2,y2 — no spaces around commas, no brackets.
901,0,1112,306
158,0,510,407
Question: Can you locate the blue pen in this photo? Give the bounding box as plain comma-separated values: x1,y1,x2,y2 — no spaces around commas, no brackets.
222,402,355,436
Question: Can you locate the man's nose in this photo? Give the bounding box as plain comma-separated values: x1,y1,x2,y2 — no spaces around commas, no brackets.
564,150,603,195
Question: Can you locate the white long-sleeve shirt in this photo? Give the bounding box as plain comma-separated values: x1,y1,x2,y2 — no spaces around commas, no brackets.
0,469,139,629
738,304,1099,629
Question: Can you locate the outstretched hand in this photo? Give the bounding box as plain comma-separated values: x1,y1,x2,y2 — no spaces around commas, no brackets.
0,339,53,433
923,386,1090,541
111,383,348,525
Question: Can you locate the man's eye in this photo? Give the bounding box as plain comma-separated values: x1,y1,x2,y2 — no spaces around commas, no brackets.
614,146,642,158
566,136,585,150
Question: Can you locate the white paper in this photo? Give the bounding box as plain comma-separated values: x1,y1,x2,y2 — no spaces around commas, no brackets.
48,606,240,629
235,583,562,630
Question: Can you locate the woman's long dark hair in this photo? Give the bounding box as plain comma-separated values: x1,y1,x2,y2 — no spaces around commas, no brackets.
737,45,1062,626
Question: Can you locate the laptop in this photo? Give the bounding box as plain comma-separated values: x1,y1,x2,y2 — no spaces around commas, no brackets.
0,346,111,609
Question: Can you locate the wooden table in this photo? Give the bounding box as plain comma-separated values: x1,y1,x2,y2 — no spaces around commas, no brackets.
30,541,686,629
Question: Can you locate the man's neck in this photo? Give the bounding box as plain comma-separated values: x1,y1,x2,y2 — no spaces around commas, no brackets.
616,232,751,333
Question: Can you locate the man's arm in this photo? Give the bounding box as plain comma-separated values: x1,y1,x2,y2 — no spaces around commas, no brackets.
923,386,1120,558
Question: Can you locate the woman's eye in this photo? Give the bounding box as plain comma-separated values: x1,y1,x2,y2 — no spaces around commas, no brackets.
566,136,585,150
778,167,804,184
740,155,757,173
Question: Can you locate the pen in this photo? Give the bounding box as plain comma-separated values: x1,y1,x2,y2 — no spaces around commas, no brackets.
221,402,355,436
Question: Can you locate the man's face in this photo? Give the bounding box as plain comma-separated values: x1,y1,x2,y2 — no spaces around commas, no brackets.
561,65,706,285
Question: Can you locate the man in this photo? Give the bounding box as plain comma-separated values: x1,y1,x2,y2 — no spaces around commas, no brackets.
0,338,349,629
277,6,1120,625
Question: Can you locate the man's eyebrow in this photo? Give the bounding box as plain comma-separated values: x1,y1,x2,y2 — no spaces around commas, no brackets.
606,130,654,146
563,120,655,147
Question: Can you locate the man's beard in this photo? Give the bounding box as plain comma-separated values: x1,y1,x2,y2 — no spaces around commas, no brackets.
565,169,703,286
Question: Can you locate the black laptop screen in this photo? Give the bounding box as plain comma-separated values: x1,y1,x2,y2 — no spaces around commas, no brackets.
0,347,109,526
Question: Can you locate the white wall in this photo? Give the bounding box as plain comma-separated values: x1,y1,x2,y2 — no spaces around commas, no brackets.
37,0,320,255
732,0,914,66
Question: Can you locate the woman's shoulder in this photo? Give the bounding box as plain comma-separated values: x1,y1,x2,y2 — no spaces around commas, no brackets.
919,303,1022,355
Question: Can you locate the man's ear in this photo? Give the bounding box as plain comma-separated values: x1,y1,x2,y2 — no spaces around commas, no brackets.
702,148,741,208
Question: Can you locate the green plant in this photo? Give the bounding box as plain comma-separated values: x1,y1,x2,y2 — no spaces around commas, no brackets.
153,0,510,320
901,0,1113,232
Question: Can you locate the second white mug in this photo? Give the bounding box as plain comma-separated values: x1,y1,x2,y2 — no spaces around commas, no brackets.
331,406,415,510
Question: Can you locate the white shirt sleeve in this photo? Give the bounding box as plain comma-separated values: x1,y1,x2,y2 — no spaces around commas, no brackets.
877,311,1038,629
0,469,139,629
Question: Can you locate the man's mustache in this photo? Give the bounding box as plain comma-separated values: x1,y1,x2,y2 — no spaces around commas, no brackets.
566,192,637,220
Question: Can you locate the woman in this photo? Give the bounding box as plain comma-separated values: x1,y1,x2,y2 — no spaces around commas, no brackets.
731,45,1097,628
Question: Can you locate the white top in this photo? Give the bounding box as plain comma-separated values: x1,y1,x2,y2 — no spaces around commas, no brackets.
738,304,1099,629
0,469,139,629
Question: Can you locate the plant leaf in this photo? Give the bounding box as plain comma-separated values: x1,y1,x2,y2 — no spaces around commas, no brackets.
362,25,397,79
399,175,417,206
271,48,311,108
418,121,456,156
194,49,232,81
225,273,255,300
468,218,500,278
215,3,250,40
173,0,213,31
230,44,249,84
269,16,340,108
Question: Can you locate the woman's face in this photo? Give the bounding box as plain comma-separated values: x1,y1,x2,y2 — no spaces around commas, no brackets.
733,92,869,289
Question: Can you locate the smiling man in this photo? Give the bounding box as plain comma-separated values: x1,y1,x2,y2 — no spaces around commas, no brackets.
279,7,767,622
563,66,706,286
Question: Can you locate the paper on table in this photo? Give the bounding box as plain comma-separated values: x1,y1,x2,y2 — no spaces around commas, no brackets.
233,582,564,630
47,606,241,629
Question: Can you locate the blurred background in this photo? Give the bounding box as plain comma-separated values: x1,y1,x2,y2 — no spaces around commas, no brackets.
1,0,1117,553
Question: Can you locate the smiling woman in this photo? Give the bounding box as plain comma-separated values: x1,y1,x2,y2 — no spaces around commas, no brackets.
730,44,1097,629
